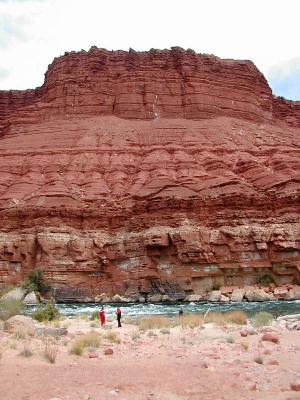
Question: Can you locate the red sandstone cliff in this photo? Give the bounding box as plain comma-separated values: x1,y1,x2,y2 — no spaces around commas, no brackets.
0,47,299,301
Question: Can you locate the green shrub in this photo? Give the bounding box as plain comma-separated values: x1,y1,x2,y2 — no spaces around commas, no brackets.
32,301,60,322
0,299,23,321
91,311,99,321
252,311,274,327
256,274,275,287
212,282,221,291
21,268,47,295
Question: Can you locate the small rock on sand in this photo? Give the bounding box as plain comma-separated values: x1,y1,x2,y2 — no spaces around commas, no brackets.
290,381,300,391
104,348,114,355
4,315,35,336
261,333,279,343
88,353,99,358
267,359,279,365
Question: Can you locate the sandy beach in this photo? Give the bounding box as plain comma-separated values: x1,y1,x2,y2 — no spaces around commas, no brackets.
1,313,300,400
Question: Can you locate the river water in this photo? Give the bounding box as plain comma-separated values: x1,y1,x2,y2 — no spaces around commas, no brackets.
26,300,300,319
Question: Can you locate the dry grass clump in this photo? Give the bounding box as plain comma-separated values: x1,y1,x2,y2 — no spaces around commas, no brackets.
44,338,58,363
70,331,101,356
225,311,247,325
252,312,273,327
76,314,89,321
204,311,247,326
52,320,61,328
123,317,138,325
61,319,71,329
138,311,247,331
105,331,121,344
14,328,27,340
138,316,173,331
175,314,204,328
241,340,249,351
131,331,140,342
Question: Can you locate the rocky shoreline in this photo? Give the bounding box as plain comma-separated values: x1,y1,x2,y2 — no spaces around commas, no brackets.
2,283,300,306
90,284,300,304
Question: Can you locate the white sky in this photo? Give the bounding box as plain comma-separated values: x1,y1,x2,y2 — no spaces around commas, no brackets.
0,0,299,99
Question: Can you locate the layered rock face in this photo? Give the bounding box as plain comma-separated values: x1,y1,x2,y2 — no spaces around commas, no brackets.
0,47,299,301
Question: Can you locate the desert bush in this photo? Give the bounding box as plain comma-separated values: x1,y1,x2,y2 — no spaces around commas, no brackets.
138,316,173,331
61,319,71,329
21,268,47,295
241,340,249,351
256,274,275,287
0,299,23,321
175,314,203,328
212,282,221,291
44,338,58,363
204,311,247,326
225,311,247,325
14,328,27,340
105,331,121,344
131,332,140,341
52,320,61,328
205,312,227,325
70,340,84,356
252,312,273,327
91,311,99,321
123,317,138,325
70,331,101,356
19,345,33,358
32,301,60,322
76,313,89,321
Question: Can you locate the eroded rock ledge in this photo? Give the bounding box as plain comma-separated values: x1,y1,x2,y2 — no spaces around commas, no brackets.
0,222,299,301
0,48,299,300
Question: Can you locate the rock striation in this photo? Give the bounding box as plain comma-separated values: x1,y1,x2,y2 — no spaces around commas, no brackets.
0,47,299,301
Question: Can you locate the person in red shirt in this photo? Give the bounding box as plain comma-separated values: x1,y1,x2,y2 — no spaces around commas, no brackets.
116,307,122,327
99,306,105,326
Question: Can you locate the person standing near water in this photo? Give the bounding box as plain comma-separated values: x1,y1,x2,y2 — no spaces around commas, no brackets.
179,307,183,316
99,306,105,326
116,307,122,327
